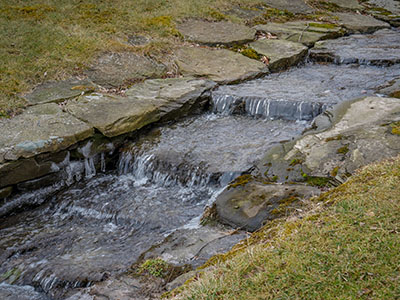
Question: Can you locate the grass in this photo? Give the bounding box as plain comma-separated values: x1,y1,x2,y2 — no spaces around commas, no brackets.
0,0,267,117
170,156,400,299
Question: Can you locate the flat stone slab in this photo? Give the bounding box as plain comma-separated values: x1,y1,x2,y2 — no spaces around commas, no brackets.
258,97,400,182
0,104,93,163
249,39,308,72
310,29,400,65
216,182,320,231
177,20,256,46
85,52,167,88
23,78,96,105
66,78,215,137
254,21,344,46
334,12,390,33
175,47,268,84
262,0,313,14
366,0,400,15
328,0,363,9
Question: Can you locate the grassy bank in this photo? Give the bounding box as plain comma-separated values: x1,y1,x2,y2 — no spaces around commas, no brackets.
0,0,271,117
171,156,400,299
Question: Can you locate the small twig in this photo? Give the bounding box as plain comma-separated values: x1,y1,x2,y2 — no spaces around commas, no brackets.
298,22,310,43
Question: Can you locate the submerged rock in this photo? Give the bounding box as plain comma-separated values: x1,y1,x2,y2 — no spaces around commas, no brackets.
310,29,400,66
334,12,390,33
66,78,215,137
254,21,344,47
249,39,308,72
23,78,96,105
177,20,256,46
215,182,320,232
0,103,93,164
175,47,268,84
85,52,167,88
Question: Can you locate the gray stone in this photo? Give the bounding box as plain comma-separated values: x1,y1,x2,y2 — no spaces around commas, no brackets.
249,39,308,72
0,186,12,199
176,47,268,84
334,12,390,33
85,52,167,88
226,7,265,21
142,225,246,267
365,0,400,15
262,0,313,14
377,78,400,98
0,103,94,163
328,0,363,9
254,21,344,46
310,29,400,65
0,284,49,300
66,78,215,137
23,78,96,105
166,270,198,291
216,183,320,231
177,20,256,46
258,97,400,181
127,35,151,46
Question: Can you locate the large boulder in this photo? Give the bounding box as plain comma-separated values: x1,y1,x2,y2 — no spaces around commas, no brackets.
310,29,400,65
177,20,256,46
254,21,344,47
0,103,93,163
66,78,215,137
175,47,268,84
215,181,320,231
85,52,167,88
257,97,400,184
249,39,308,72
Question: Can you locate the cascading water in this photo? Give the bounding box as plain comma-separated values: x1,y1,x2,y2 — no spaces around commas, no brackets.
2,30,400,300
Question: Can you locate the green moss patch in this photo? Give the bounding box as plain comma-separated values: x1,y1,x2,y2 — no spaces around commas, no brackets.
390,122,400,135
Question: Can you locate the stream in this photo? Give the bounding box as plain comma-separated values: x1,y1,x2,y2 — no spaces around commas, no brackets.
1,29,400,299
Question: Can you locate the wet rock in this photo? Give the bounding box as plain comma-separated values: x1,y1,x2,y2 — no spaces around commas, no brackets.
0,283,50,300
249,39,308,72
215,183,320,232
258,97,400,181
0,152,68,188
176,47,268,84
85,52,167,88
177,20,256,46
142,225,246,268
377,78,400,98
66,78,215,137
254,21,344,47
0,187,12,199
23,78,96,105
328,0,363,10
310,29,400,65
334,12,390,33
262,0,313,14
0,103,94,163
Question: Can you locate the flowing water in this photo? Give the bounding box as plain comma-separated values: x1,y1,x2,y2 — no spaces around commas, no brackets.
1,30,400,299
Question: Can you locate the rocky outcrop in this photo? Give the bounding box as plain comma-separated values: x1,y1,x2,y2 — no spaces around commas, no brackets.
310,29,400,65
0,104,93,164
334,13,390,33
257,97,400,183
175,47,268,84
66,78,215,137
215,181,320,231
254,21,344,47
177,20,256,46
249,39,308,72
23,78,96,105
85,52,167,88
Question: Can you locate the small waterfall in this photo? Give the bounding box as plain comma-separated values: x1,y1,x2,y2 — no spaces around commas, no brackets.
212,93,327,121
78,141,96,179
118,150,211,189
